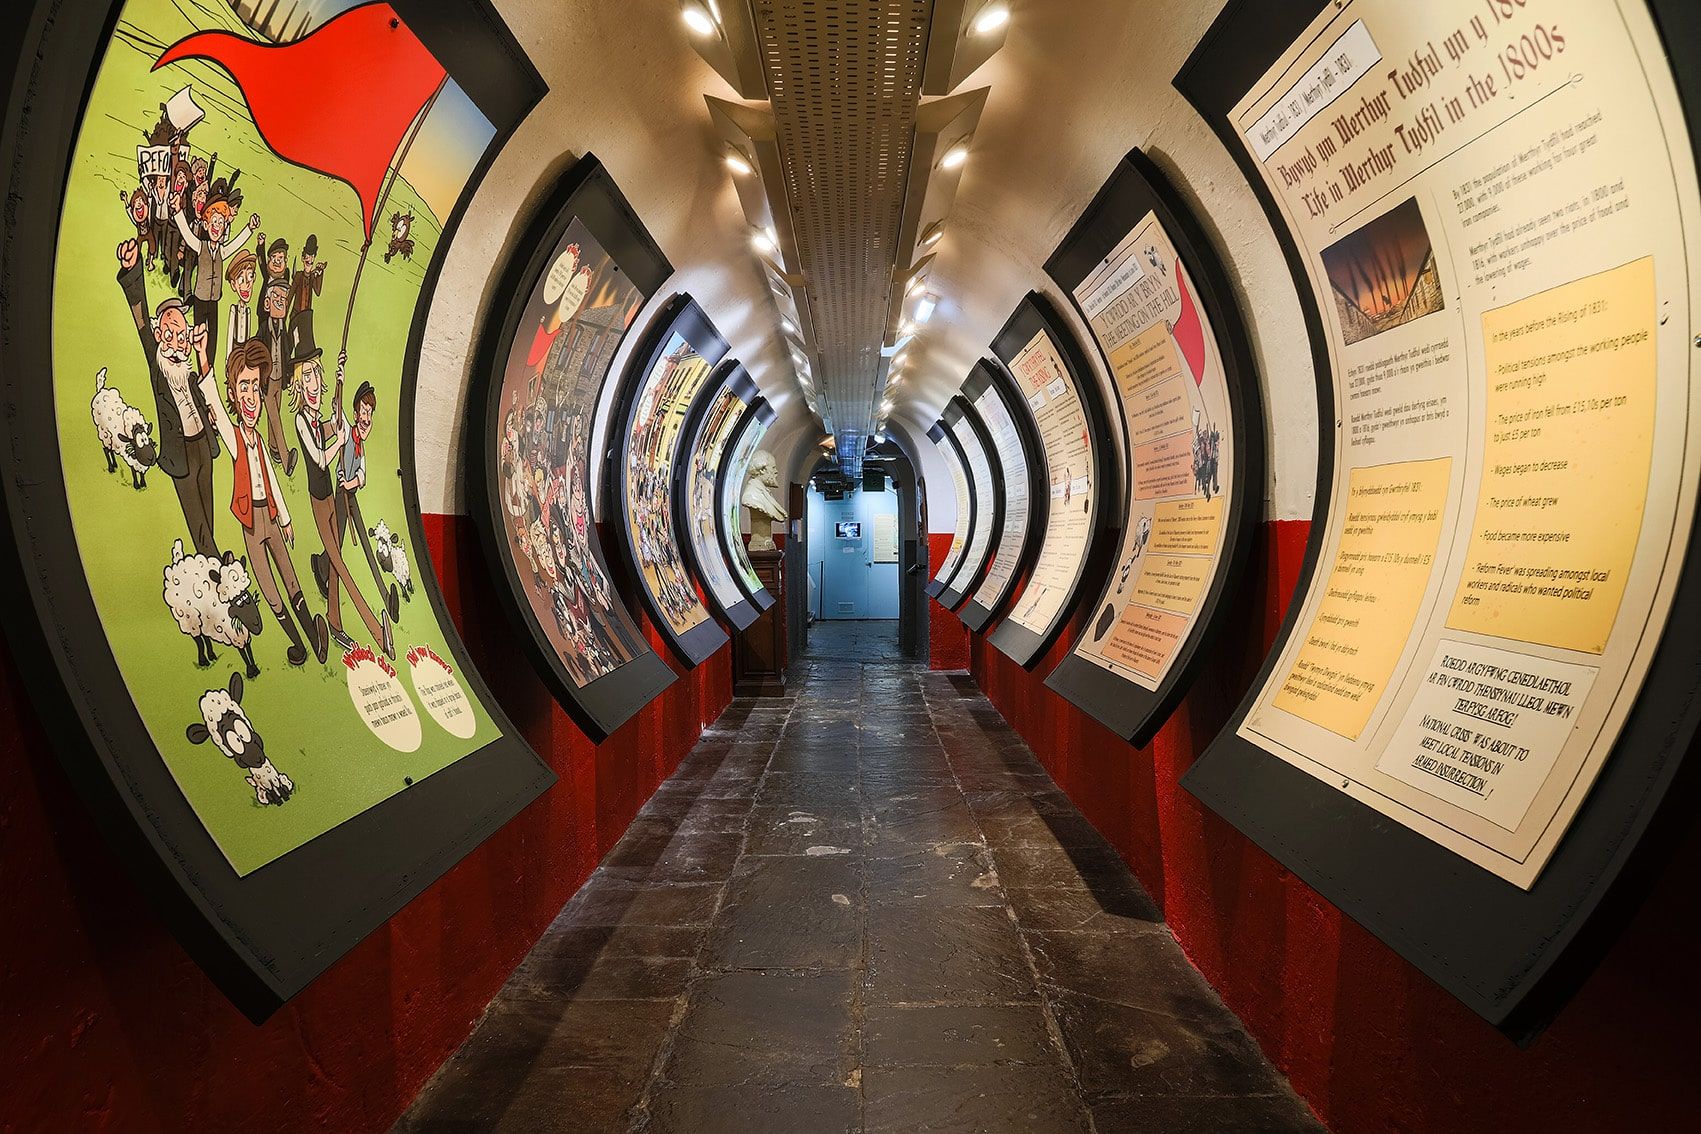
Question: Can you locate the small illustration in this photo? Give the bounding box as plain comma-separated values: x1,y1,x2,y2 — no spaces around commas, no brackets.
370,519,415,602
1320,197,1444,345
91,367,159,488
186,672,293,806
163,539,264,677
385,210,415,263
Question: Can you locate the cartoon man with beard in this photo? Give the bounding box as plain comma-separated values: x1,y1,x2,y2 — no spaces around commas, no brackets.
117,236,220,556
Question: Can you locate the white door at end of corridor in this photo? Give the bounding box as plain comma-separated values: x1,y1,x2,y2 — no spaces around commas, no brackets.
808,485,899,620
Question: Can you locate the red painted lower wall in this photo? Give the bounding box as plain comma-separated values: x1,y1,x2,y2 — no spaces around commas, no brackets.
970,518,1701,1133
0,512,731,1133
927,532,970,670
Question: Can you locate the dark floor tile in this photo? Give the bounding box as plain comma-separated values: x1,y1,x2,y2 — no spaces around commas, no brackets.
867,794,982,848
864,1064,1093,1133
704,854,863,970
1089,1091,1325,1133
758,771,862,809
560,880,724,928
864,1003,1058,1068
664,970,857,1086
767,743,861,774
598,830,745,884
866,903,1035,1006
743,806,866,856
643,1076,860,1134
988,841,1132,891
1024,929,1216,1017
641,794,756,833
508,922,700,1002
1004,884,1161,933
867,842,1001,908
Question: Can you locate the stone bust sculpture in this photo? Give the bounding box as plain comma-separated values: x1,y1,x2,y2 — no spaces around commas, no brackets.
742,449,787,552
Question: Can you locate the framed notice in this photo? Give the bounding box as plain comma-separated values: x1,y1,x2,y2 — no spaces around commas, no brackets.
985,293,1122,668
937,396,1005,609
0,0,555,1020
873,513,900,564
468,154,678,740
719,398,778,612
1044,149,1265,746
607,295,733,666
959,359,1047,633
676,362,761,632
1176,0,1701,1034
924,419,975,599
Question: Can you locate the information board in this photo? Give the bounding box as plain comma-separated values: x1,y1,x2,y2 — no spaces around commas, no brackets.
938,397,1004,609
677,363,760,631
471,156,677,740
719,398,778,610
985,294,1121,667
1175,0,1701,1033
609,296,732,665
960,360,1046,633
925,420,975,599
1045,150,1265,744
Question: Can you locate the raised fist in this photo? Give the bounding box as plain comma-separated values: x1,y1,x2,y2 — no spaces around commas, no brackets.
117,239,139,270
190,322,208,352
248,213,261,231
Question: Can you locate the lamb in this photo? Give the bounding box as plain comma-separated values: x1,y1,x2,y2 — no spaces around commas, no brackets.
369,519,414,601
162,539,264,676
186,672,293,806
91,367,158,489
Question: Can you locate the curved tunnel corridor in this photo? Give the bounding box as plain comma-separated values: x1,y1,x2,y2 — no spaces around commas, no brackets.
3,1,1701,1132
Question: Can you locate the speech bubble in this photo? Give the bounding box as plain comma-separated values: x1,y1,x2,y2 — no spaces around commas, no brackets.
541,245,580,306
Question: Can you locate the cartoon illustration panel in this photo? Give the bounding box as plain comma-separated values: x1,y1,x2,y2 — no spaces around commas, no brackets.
52,0,506,875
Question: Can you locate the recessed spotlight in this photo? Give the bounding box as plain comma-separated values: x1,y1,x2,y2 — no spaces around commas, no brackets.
940,141,970,170
972,4,1009,35
906,276,927,297
914,294,938,324
921,223,944,247
681,2,716,36
780,317,798,334
900,319,917,335
724,150,752,175
753,228,776,254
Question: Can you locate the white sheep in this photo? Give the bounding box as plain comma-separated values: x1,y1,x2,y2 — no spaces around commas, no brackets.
369,519,414,601
91,367,158,489
186,672,293,806
162,539,264,676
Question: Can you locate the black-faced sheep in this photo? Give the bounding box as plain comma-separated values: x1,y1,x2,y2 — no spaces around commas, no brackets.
92,367,158,489
369,519,414,601
186,672,293,806
163,539,264,676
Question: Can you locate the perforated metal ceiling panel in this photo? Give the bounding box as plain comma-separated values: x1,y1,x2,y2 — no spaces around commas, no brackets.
753,0,935,470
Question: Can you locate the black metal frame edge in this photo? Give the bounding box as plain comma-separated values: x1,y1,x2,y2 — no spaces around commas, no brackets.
604,294,732,668
718,398,779,613
464,152,679,742
672,361,760,633
929,413,979,602
1041,147,1268,748
958,357,1049,634
1171,0,1701,1039
936,395,1005,611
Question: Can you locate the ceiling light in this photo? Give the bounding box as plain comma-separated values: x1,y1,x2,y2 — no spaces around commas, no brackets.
921,223,944,247
780,317,798,334
940,141,971,170
706,0,723,22
914,294,938,324
681,2,716,36
724,150,752,176
900,319,917,335
752,228,776,254
881,399,894,412
906,277,927,298
973,4,1010,35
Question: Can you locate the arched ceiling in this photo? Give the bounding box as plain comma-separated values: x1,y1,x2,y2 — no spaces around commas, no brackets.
420,0,1319,523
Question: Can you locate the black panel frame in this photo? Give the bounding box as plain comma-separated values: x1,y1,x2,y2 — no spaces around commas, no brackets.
673,361,760,633
719,398,780,614
1043,148,1268,747
984,293,1123,669
922,419,973,601
0,0,555,1022
936,396,1004,610
1173,0,1701,1039
958,358,1048,634
466,153,678,741
604,294,732,667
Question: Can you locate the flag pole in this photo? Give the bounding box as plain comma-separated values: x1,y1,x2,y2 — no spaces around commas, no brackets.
334,77,445,419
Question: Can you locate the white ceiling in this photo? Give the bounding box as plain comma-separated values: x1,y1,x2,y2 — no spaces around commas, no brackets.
418,0,1320,525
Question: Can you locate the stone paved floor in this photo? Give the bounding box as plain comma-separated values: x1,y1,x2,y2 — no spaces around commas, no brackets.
397,621,1322,1133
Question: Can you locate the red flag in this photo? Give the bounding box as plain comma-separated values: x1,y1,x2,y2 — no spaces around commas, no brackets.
1170,259,1207,386
155,3,445,242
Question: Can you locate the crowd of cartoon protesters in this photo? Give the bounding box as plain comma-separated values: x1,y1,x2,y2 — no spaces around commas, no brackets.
115,93,404,672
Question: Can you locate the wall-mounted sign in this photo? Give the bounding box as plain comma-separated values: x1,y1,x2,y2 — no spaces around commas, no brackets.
959,359,1046,634
985,294,1122,668
873,512,900,564
0,0,554,1020
924,419,975,598
469,155,678,739
1176,0,1701,1034
937,396,1004,609
1044,150,1265,745
676,363,761,631
609,295,732,666
720,398,778,611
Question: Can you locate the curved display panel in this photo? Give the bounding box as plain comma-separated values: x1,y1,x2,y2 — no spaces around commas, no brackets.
960,360,1046,633
677,363,760,631
0,0,552,1020
720,399,778,610
985,293,1122,668
937,397,1003,609
1044,149,1265,746
924,420,974,599
1176,0,1701,1033
609,295,732,666
469,155,677,740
